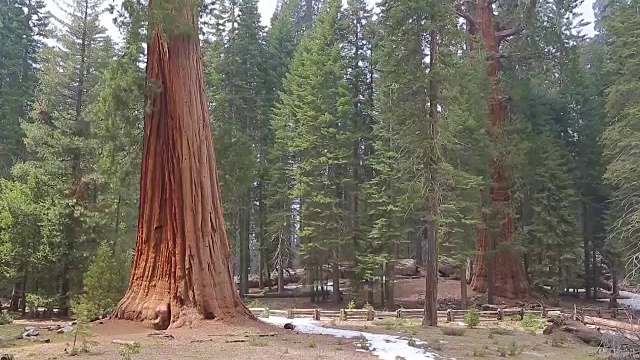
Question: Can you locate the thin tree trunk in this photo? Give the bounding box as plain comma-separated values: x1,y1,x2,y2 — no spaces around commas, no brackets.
386,244,397,307
113,0,253,328
422,29,439,327
592,248,597,299
460,262,468,310
332,255,341,303
582,202,591,299
277,244,284,293
258,176,265,289
239,191,250,297
380,264,386,308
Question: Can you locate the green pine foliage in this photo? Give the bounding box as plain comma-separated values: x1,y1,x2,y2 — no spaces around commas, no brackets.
72,243,127,320
601,0,640,279
272,0,353,279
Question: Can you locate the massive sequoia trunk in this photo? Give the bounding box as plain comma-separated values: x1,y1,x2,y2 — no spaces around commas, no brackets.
112,0,254,328
457,0,534,299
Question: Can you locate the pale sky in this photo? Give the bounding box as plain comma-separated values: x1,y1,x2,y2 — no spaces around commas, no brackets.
44,0,597,43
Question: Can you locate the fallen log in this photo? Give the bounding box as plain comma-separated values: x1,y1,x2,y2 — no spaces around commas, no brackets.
583,316,640,333
544,315,603,346
225,339,249,343
190,339,212,343
112,340,137,346
245,291,310,299
147,331,174,339
207,332,277,337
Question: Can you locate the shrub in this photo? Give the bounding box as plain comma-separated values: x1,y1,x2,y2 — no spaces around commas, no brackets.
472,348,487,357
489,327,514,336
508,341,524,356
521,313,543,331
440,327,466,336
0,312,13,325
347,299,357,310
464,308,480,328
358,335,369,350
118,341,140,360
246,299,263,308
424,340,443,351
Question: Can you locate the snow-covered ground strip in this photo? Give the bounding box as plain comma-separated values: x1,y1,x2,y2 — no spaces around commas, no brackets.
283,281,335,292
260,316,451,360
619,291,640,310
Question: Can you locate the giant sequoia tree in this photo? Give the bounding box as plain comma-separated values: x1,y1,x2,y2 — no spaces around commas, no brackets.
113,0,253,328
456,0,537,299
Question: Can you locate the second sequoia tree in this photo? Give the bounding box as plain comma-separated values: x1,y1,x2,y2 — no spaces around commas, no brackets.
456,0,537,299
112,0,254,328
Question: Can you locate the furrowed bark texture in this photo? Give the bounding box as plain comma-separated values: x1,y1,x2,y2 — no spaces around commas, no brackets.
113,0,254,328
468,0,530,299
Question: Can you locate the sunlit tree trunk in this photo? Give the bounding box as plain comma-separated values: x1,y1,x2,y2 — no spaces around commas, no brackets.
112,0,254,328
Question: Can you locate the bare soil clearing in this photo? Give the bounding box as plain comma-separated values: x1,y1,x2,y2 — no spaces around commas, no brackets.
1,319,377,360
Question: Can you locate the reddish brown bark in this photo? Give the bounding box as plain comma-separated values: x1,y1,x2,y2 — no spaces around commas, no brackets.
112,0,254,328
463,0,532,299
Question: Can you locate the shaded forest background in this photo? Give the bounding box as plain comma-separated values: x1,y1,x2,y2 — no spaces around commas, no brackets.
0,0,639,319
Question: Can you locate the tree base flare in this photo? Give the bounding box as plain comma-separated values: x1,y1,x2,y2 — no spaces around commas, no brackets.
112,289,255,330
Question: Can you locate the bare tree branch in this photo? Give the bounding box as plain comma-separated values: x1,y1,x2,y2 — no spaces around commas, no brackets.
496,0,538,41
454,1,478,30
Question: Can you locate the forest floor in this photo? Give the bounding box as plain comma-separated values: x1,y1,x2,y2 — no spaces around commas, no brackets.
0,318,378,360
0,279,616,359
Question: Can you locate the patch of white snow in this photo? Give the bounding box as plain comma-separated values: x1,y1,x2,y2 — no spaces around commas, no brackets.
619,291,640,310
260,316,451,360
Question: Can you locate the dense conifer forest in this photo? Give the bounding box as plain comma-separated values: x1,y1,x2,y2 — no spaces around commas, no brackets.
0,0,639,330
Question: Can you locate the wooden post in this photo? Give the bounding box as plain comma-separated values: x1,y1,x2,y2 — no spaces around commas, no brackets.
612,308,617,319
367,308,374,321
572,305,577,321
314,308,320,321
519,308,525,321
397,309,402,318
287,309,294,319
541,305,546,317
498,308,503,321
596,308,601,318
446,309,452,323
340,309,346,321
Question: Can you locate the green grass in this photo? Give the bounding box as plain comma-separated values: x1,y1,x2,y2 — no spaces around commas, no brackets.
373,318,420,335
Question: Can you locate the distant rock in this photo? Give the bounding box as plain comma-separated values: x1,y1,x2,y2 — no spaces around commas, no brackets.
394,259,418,276
438,259,456,278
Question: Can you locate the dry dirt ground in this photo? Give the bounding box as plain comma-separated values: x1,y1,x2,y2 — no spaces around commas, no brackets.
0,279,616,359
0,318,377,360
